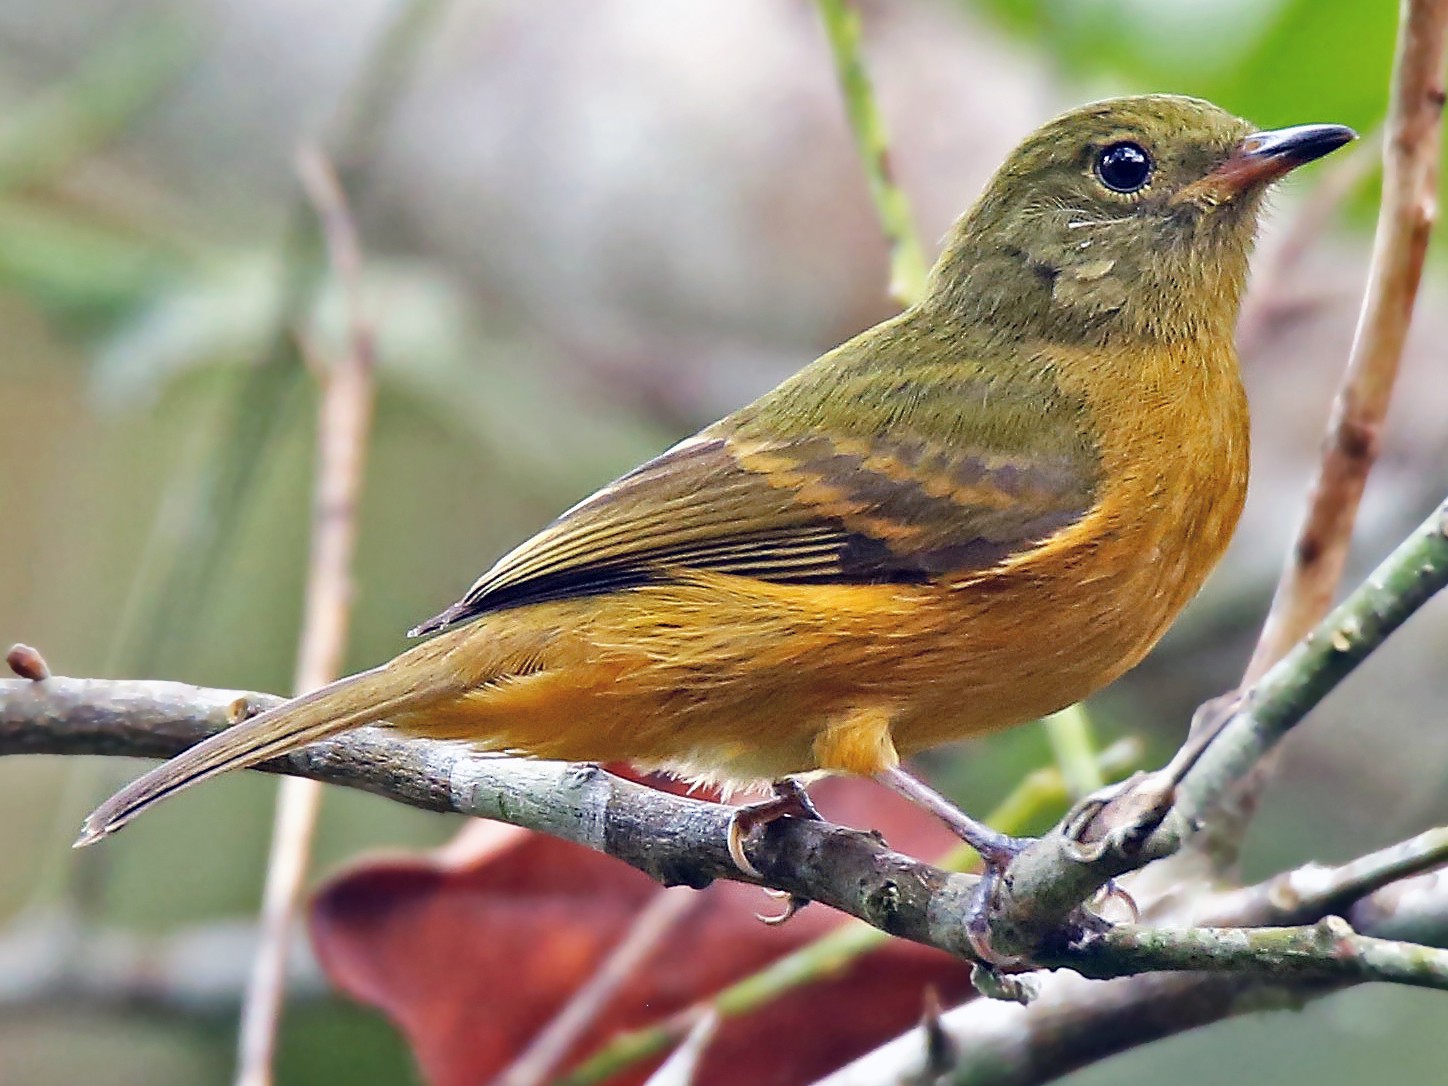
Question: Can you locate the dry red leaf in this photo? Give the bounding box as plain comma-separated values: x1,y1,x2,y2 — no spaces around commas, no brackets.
309,775,975,1086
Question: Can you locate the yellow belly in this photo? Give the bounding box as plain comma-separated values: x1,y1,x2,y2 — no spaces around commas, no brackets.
391,510,1234,787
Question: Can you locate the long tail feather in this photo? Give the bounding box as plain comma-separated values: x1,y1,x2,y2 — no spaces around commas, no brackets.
76,660,455,846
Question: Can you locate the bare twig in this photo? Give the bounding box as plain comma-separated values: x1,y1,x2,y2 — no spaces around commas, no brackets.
1220,825,1448,925
1245,0,1448,683
812,856,1448,1086
640,1011,719,1086
0,676,988,957
492,889,699,1086
812,971,1263,1086
235,148,377,1086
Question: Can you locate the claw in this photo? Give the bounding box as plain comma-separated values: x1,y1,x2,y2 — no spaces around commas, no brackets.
962,863,1025,969
1093,878,1140,924
756,888,808,926
727,811,765,879
724,778,822,880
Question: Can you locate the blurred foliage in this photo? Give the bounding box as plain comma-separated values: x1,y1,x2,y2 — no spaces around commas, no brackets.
974,0,1415,233
973,0,1398,131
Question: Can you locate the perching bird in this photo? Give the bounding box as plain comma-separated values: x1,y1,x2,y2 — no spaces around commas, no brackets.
80,95,1353,877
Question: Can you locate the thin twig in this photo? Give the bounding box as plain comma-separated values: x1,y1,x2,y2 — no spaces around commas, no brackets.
1163,500,1448,840
813,0,929,306
492,889,699,1086
234,148,377,1086
1,677,987,956
1245,0,1448,683
1219,825,1448,925
811,856,1448,1086
639,1011,719,1086
808,971,1266,1086
1055,916,1448,991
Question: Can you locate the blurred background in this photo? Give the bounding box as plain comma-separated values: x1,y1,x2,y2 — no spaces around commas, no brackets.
2,0,1448,1082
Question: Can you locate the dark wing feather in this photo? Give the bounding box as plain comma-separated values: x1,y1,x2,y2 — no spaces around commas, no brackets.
409,427,1096,636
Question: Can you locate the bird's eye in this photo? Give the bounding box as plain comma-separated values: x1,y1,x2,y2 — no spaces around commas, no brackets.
1094,142,1152,193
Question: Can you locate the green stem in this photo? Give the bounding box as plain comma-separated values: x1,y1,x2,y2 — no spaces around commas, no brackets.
1042,702,1104,799
1058,918,1448,992
813,0,929,306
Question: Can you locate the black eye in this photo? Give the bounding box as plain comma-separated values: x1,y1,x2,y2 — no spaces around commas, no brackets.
1095,141,1152,193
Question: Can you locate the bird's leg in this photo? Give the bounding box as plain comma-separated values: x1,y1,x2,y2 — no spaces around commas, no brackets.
875,766,1025,869
875,765,1029,964
726,777,822,879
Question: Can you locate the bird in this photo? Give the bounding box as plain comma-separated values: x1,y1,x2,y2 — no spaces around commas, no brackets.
79,95,1354,881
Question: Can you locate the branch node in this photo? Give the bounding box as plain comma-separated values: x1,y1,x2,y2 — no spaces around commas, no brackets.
969,962,1041,1004
919,986,959,1075
6,644,50,682
1315,913,1357,955
229,696,263,724
1066,769,1177,857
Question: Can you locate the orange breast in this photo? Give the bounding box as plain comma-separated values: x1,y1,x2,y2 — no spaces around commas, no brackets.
890,336,1250,754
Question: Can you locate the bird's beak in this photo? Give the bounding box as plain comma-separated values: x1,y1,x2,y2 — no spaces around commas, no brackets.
1177,123,1357,205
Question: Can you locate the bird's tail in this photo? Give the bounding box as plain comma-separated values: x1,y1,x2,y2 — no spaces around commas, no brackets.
76,658,457,846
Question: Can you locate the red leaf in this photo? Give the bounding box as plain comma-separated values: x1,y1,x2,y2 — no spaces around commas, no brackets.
309,777,975,1086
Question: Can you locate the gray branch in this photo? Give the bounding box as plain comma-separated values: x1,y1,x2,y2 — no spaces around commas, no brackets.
816,842,1448,1086
8,671,1448,1000
0,675,986,959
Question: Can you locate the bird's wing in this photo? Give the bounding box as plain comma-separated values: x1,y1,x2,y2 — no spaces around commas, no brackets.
409,425,1097,636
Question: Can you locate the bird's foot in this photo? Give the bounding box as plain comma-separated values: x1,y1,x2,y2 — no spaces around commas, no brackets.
960,836,1033,967
874,766,1036,964
725,777,822,879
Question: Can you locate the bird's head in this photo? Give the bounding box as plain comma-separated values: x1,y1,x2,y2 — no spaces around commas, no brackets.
926,94,1355,346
